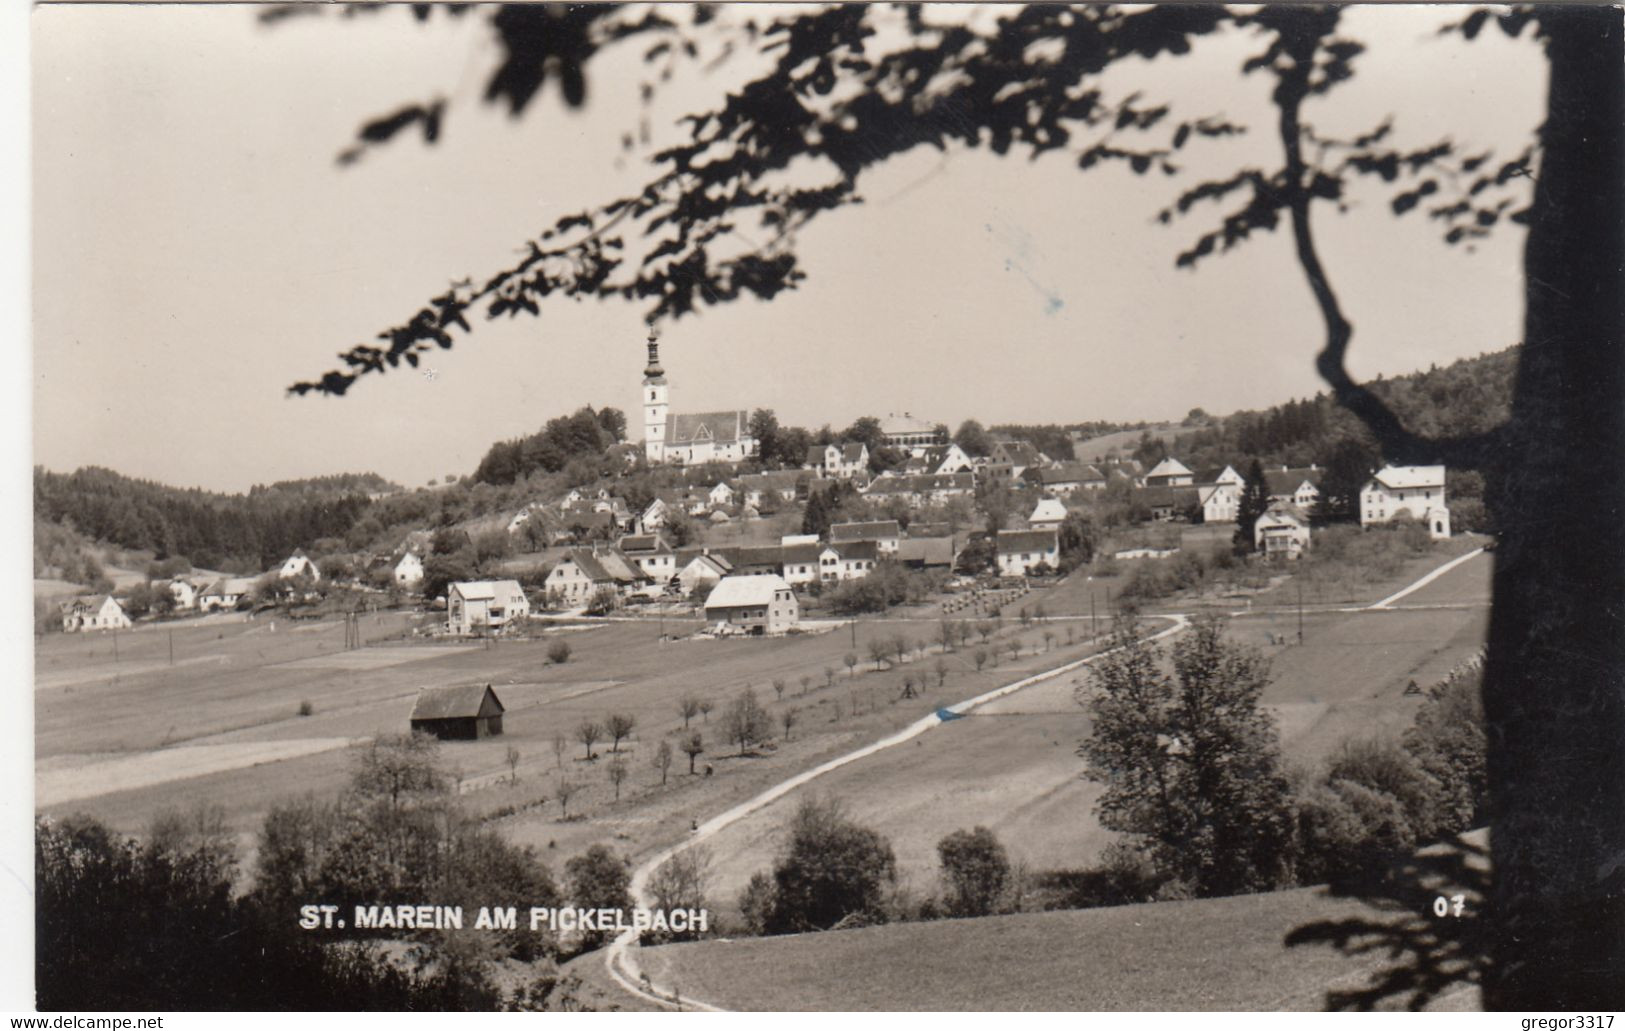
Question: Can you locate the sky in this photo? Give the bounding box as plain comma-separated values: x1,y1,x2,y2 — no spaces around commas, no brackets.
30,3,1547,493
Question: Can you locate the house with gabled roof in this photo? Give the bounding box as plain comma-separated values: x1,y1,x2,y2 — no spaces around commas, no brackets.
1029,462,1103,496
1361,465,1450,538
197,577,256,613
896,536,957,570
829,520,901,554
703,574,799,635
1144,457,1196,487
278,551,321,582
819,540,880,582
619,534,677,584
992,439,1047,477
995,529,1060,577
1195,465,1246,523
675,550,733,596
60,594,131,632
1029,497,1067,531
1255,503,1313,559
447,579,529,634
806,442,869,479
393,552,424,587
879,412,944,455
1265,465,1324,509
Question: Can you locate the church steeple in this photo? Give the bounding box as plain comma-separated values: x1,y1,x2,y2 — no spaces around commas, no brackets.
643,323,665,381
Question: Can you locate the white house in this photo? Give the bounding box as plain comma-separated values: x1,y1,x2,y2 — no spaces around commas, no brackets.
703,574,800,635
166,578,199,611
1196,466,1245,523
1028,497,1068,531
675,551,733,596
447,580,530,634
879,412,944,455
1265,466,1324,509
819,541,880,582
619,534,677,585
1144,457,1195,487
708,482,736,508
806,442,869,479
639,497,670,531
197,577,256,612
1031,463,1104,496
1361,465,1451,538
394,552,424,587
278,552,321,582
829,520,901,555
60,595,131,632
778,543,823,586
1254,503,1312,559
995,529,1060,577
545,547,646,606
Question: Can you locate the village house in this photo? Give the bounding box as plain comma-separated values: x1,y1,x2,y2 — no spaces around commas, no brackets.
1028,497,1067,531
278,551,321,582
394,552,424,587
165,578,199,611
1029,462,1105,496
1101,459,1146,488
638,497,670,532
545,547,647,606
446,579,530,634
829,520,902,555
778,542,824,586
896,536,958,571
707,481,736,508
1255,503,1313,559
974,459,1017,489
995,529,1060,577
619,534,677,586
879,412,945,455
820,541,880,582
640,330,758,465
409,683,505,740
737,470,804,509
703,574,800,635
1134,485,1203,522
805,442,869,480
674,550,733,596
1195,466,1246,523
60,594,131,632
898,443,976,476
1361,464,1451,538
197,576,256,613
1266,465,1324,509
991,439,1048,478
1144,456,1196,487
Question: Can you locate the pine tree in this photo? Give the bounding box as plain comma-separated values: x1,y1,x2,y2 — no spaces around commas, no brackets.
1233,459,1271,554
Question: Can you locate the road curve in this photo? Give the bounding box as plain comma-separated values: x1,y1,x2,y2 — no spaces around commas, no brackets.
601,614,1192,1011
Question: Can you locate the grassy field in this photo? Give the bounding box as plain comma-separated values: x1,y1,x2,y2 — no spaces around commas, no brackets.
1069,425,1181,466
633,881,1475,1011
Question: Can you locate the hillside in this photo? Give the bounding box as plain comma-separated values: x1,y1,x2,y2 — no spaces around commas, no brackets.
620,860,1484,1011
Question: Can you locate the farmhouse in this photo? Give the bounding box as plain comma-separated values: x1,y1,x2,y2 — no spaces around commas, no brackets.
806,442,869,479
1028,497,1067,531
1265,465,1324,509
1144,457,1195,487
197,577,255,612
60,594,131,632
675,551,733,596
995,529,1060,577
409,683,505,740
779,543,824,586
1361,464,1451,538
619,534,677,584
546,547,646,606
1254,503,1313,559
898,443,976,476
991,439,1046,477
1196,466,1245,523
737,470,804,509
1134,485,1202,522
394,552,424,587
896,536,957,571
640,330,757,465
1030,462,1104,495
278,551,321,582
703,575,800,635
820,541,880,581
447,580,529,634
829,520,901,554
166,578,199,611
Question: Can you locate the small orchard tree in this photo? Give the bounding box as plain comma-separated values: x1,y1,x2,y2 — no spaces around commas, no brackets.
781,707,798,741
547,640,572,665
844,653,858,679
799,674,812,696
575,720,602,761
823,666,837,689
608,757,628,801
723,687,772,756
605,713,635,753
652,739,673,786
677,694,701,729
551,733,567,770
763,798,897,935
977,621,995,643
937,826,1012,918
680,731,705,775
892,635,909,666
505,745,521,786
698,698,714,724
772,679,786,702
867,639,890,671
555,779,579,819
934,658,949,687
974,649,989,673
939,619,956,652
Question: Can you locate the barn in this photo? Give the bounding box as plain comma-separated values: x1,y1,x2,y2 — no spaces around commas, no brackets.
409,683,505,740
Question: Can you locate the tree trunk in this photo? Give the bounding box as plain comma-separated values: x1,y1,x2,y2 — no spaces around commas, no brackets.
1481,6,1625,1008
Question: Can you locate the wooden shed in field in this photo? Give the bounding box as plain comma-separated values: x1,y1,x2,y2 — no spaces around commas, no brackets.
409,683,505,740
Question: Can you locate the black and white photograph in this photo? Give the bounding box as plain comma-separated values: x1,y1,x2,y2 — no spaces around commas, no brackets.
12,0,1624,1016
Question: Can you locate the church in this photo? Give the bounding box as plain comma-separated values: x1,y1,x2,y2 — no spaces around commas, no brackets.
641,328,757,466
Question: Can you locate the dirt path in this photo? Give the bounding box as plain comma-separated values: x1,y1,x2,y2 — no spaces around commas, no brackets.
601,615,1191,1011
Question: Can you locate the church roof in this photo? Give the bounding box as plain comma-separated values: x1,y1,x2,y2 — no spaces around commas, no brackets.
666,411,750,446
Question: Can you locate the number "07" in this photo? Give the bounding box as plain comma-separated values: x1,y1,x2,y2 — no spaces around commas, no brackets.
1432,894,1467,917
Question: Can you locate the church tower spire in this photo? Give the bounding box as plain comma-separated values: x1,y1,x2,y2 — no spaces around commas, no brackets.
642,323,669,463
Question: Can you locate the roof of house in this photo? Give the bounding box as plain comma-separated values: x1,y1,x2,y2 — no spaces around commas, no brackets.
1264,466,1325,496
410,683,504,721
62,594,115,613
880,412,938,437
1145,457,1194,480
1196,465,1243,486
996,529,1059,554
450,579,525,601
830,520,902,542
780,543,824,564
994,440,1043,466
1257,502,1311,527
1029,498,1068,524
199,577,256,598
896,537,956,566
665,410,750,446
1134,486,1203,508
1370,464,1445,490
827,540,881,562
738,470,805,492
1036,462,1102,484
618,534,671,555
704,574,794,610
675,549,735,574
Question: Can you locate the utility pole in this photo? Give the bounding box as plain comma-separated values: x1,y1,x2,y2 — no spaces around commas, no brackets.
168,630,174,666
1090,592,1097,641
1297,579,1304,646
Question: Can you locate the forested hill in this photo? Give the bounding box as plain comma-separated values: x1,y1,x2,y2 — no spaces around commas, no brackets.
1138,346,1519,473
33,466,380,571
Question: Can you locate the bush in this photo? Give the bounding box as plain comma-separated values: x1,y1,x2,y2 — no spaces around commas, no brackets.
547,640,572,665
298,699,314,717
1404,673,1488,836
563,845,632,952
1294,779,1417,887
759,798,897,935
1029,840,1166,911
1325,736,1442,840
936,826,1011,917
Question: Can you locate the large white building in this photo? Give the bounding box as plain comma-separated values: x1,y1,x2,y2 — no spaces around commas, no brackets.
641,328,757,466
703,574,799,635
1361,465,1451,538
